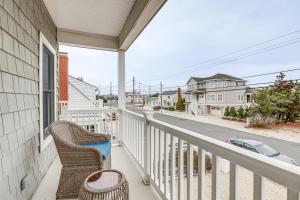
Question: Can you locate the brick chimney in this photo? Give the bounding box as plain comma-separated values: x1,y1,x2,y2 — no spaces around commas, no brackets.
59,52,69,101
176,88,181,103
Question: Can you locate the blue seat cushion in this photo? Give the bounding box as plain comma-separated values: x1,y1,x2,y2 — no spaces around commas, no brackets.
80,141,111,160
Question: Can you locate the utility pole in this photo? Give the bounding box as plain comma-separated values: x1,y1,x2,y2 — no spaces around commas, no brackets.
138,82,141,106
133,76,135,109
149,86,151,97
160,82,163,113
109,82,112,107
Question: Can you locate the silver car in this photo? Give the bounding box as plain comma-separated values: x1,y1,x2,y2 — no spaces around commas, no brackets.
226,138,298,166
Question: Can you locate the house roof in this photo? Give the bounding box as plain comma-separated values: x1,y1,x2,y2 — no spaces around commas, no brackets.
69,75,98,89
43,0,167,51
187,73,245,84
162,90,177,95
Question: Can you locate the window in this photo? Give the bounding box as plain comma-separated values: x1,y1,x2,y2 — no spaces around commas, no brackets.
238,95,244,102
39,33,57,152
217,94,223,102
216,81,223,88
207,94,216,102
237,81,244,86
206,81,216,88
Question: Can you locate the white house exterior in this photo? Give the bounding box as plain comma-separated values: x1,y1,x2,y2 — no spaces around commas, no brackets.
125,92,144,106
185,73,252,116
161,90,177,107
68,76,102,110
146,96,160,106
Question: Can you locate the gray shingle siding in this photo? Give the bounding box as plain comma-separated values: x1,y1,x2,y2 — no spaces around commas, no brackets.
0,0,58,199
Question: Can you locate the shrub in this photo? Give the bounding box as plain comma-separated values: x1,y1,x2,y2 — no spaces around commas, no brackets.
237,107,245,119
229,107,237,117
224,107,230,117
169,106,175,111
249,113,275,127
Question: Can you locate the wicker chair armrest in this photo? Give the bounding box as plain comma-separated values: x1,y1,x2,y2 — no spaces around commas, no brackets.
73,127,110,144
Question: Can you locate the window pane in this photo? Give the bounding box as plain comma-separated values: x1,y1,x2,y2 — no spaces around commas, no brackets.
42,44,55,140
43,49,49,90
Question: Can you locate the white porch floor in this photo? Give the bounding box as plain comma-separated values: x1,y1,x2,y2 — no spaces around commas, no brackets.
31,146,160,200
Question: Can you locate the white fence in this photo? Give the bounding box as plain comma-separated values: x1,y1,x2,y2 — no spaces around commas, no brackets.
121,109,300,200
59,109,119,141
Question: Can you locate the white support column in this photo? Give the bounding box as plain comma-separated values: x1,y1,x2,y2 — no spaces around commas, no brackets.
118,51,126,109
118,51,126,146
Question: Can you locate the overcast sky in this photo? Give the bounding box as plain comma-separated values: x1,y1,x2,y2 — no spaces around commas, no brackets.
59,0,300,95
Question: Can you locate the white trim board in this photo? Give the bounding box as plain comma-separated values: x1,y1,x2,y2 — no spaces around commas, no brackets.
39,33,58,152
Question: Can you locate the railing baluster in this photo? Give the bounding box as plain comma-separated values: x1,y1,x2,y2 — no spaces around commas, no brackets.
170,135,176,200
198,147,205,200
142,113,150,185
253,174,263,200
187,143,194,200
287,189,299,200
163,131,168,196
154,126,158,184
137,119,140,163
150,126,153,180
158,128,163,190
178,139,184,200
230,163,239,200
212,155,219,200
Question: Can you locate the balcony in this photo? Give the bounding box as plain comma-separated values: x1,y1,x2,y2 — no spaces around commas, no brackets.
31,109,300,200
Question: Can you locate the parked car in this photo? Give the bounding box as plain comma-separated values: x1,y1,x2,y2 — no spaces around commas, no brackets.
153,106,161,111
226,138,298,166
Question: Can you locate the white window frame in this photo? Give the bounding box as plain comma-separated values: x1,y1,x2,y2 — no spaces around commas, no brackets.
217,94,223,102
39,33,57,152
238,94,244,102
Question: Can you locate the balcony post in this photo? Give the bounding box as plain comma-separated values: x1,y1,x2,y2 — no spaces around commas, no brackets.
142,112,150,185
118,50,126,145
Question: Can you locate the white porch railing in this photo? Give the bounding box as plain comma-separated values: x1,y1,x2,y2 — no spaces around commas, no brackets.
59,109,119,141
121,109,300,200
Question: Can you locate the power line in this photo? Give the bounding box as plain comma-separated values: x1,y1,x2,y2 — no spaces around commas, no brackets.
142,27,300,83
144,38,300,83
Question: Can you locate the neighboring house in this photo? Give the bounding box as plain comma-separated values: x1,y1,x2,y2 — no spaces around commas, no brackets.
59,53,102,112
161,90,177,107
68,75,101,110
146,89,184,108
125,91,144,106
58,53,104,132
146,96,160,106
185,73,252,116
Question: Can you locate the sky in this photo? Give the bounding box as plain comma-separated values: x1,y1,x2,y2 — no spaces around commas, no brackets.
59,0,300,95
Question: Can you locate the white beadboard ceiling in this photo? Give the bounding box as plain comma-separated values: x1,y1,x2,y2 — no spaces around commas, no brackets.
43,0,136,37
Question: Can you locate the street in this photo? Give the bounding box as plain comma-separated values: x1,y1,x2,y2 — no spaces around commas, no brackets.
154,113,300,164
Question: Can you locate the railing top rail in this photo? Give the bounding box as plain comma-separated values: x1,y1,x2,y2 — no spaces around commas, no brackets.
147,114,300,193
122,109,145,119
62,109,119,113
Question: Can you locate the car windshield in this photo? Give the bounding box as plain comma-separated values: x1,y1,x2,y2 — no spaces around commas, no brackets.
254,144,279,157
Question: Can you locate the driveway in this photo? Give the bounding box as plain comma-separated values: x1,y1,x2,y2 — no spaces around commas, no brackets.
154,113,300,164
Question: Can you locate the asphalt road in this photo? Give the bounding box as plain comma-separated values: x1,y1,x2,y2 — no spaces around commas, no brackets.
153,113,300,164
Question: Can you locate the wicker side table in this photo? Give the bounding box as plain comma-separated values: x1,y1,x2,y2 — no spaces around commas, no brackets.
79,169,129,200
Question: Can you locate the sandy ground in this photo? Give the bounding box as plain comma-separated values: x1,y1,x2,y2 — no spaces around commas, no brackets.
160,111,300,144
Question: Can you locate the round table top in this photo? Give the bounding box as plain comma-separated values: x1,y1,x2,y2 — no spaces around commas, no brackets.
86,170,122,190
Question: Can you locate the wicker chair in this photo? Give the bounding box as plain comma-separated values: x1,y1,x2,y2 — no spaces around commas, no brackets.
49,121,111,199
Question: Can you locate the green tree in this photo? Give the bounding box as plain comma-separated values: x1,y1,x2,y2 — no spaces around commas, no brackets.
176,98,185,111
250,88,275,117
271,73,300,122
